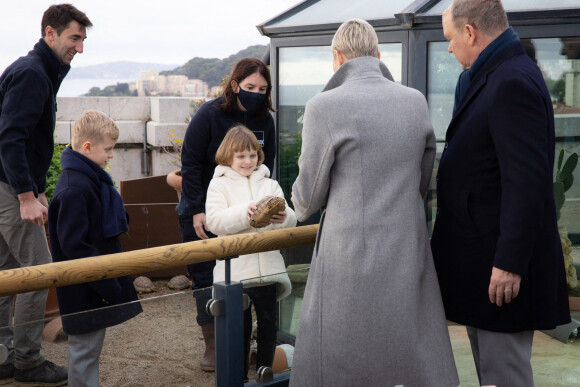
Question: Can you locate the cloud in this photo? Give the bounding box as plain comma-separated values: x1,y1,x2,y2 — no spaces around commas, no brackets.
0,0,299,71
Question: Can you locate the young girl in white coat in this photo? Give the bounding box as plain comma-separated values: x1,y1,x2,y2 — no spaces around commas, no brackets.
205,125,296,377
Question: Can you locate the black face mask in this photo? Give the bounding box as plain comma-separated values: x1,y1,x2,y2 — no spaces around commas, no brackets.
237,86,266,113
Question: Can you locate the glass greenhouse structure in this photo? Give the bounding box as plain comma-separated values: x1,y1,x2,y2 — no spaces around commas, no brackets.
256,0,580,344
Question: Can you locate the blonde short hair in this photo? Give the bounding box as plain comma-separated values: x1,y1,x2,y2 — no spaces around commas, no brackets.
331,19,378,60
72,111,119,150
215,125,265,167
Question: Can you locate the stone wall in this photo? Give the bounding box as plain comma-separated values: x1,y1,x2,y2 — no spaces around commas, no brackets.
55,97,190,187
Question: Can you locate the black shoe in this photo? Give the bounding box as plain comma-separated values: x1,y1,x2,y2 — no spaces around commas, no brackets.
14,360,67,386
0,363,14,385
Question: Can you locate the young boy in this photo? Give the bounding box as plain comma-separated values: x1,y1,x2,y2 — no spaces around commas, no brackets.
48,110,142,387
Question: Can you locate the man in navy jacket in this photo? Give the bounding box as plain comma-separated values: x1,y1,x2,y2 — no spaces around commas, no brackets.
431,1,571,386
0,4,92,386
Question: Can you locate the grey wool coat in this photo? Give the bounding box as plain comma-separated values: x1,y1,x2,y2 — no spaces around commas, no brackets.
290,57,459,387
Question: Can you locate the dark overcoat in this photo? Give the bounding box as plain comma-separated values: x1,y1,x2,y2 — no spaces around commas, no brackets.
431,42,571,332
48,148,142,335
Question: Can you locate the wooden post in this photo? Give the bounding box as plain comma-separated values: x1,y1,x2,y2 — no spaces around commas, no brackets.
0,224,318,297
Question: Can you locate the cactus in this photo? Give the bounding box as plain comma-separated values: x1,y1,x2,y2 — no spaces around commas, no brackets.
553,149,578,221
554,150,579,290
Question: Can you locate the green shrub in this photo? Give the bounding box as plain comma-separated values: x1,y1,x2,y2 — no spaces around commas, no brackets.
45,141,67,203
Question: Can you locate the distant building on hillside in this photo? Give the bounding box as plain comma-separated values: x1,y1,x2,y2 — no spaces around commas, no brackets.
182,79,209,99
136,70,208,98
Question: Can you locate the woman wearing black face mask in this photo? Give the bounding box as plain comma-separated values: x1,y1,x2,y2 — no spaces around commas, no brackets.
178,57,276,373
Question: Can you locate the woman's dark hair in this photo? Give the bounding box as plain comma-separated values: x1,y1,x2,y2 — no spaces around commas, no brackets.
41,4,93,37
220,58,275,119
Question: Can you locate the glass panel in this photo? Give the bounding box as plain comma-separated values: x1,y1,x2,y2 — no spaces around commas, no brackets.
1,288,215,386
428,41,463,141
4,280,293,385
2,260,578,386
278,44,403,205
427,41,462,228
381,43,404,83
535,37,580,248
269,0,412,28
425,0,580,14
426,37,580,246
278,264,310,337
278,46,333,207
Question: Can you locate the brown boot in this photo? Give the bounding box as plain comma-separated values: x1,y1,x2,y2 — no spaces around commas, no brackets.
200,323,215,372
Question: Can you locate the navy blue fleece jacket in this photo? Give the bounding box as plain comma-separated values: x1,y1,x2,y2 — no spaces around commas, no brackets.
180,97,276,216
0,39,69,196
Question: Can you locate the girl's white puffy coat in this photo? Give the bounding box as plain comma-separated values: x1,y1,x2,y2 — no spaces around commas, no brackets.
206,164,295,300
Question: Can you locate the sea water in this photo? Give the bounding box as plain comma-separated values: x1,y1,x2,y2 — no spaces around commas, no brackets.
58,78,135,97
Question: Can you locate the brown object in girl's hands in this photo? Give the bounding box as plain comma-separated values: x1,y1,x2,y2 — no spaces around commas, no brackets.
250,196,286,228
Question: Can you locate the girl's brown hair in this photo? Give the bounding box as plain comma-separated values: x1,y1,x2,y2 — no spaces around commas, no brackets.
220,58,275,119
215,125,265,167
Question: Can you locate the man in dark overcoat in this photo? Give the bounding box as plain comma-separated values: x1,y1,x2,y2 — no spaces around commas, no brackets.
431,1,571,385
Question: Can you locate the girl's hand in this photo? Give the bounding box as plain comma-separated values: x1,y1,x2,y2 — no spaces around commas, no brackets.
269,210,287,224
247,203,258,221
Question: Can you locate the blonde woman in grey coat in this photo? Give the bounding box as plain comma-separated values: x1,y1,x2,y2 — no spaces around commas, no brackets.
290,19,459,387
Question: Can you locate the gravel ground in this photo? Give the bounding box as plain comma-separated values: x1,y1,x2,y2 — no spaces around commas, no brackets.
37,280,215,387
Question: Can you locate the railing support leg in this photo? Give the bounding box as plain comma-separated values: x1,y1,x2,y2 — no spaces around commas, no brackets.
208,256,245,387
205,255,291,387
212,280,244,387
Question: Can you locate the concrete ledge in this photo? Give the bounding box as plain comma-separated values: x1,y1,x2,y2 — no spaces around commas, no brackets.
55,121,72,143
55,120,146,145
109,97,150,121
109,148,144,184
51,97,192,186
117,121,147,144
150,97,190,123
150,148,181,177
146,122,187,147
57,96,190,127
56,97,151,121
56,97,110,120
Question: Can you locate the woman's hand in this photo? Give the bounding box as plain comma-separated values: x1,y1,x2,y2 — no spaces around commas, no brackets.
193,213,211,239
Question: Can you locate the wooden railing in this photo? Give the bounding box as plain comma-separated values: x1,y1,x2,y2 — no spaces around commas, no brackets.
0,225,318,297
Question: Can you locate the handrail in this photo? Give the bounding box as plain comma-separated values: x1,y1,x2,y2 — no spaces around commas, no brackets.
0,224,318,297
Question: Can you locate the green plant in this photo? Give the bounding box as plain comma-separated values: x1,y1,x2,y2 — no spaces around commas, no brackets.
279,130,303,204
553,149,578,221
164,129,183,168
45,140,67,203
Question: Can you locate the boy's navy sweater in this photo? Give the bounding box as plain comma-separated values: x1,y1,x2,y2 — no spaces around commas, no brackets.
0,39,69,196
180,97,276,216
48,147,141,335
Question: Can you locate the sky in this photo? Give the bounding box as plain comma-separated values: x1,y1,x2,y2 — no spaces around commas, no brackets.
0,0,302,73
